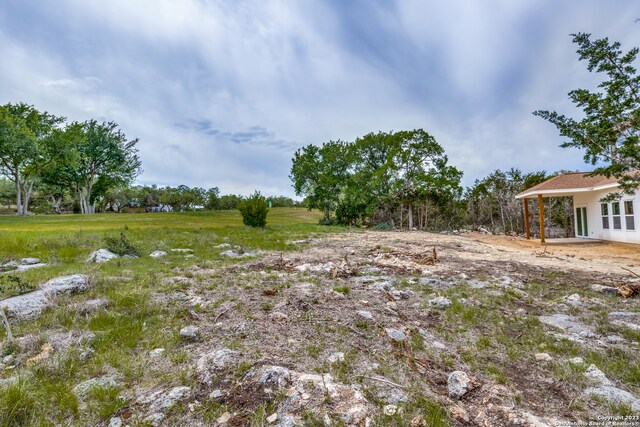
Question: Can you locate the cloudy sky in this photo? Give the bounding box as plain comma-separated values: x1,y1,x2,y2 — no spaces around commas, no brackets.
1,1,638,196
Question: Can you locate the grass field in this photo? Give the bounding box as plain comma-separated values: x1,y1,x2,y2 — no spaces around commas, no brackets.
0,208,350,426
0,208,338,299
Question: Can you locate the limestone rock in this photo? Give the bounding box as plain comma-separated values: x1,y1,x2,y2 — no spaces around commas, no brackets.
535,353,553,362
142,386,191,414
429,296,452,309
356,310,374,321
448,371,471,399
327,352,345,364
149,348,165,358
73,374,121,399
583,365,640,411
180,325,200,341
196,349,241,385
590,284,618,295
385,328,407,342
149,250,167,258
271,311,288,322
108,417,123,427
0,274,89,320
86,249,119,263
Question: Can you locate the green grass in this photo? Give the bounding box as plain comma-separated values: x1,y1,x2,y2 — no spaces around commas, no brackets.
0,208,344,426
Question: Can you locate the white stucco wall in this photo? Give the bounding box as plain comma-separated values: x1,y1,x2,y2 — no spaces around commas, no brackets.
573,189,640,244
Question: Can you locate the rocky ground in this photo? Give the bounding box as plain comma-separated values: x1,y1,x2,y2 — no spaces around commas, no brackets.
1,231,640,426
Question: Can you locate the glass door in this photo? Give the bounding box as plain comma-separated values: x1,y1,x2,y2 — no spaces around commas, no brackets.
576,207,588,237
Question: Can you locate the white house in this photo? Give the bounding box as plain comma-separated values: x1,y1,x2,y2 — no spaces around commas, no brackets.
515,172,639,244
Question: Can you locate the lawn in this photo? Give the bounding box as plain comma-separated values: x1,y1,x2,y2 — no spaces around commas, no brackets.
0,208,337,299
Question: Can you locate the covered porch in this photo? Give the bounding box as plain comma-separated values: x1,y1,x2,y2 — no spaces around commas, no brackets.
515,172,619,244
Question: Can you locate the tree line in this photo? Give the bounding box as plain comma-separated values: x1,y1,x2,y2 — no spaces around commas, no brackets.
290,129,574,237
0,179,301,214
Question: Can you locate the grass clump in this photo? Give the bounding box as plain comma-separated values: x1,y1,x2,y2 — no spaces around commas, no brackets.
103,231,141,257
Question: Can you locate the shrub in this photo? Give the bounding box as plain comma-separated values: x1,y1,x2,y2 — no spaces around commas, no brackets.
103,231,141,257
238,191,269,227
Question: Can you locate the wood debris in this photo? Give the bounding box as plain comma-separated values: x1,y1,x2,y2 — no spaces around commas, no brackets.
618,283,640,298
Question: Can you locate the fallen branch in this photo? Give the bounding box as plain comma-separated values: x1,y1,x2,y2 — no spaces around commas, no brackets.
621,266,640,279
213,307,230,323
361,375,409,389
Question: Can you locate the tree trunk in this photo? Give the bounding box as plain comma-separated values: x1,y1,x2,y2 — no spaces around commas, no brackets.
408,203,413,230
15,175,23,215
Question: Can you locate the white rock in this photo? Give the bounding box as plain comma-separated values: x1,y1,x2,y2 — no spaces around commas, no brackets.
356,310,374,320
149,250,167,258
271,312,288,322
266,412,278,423
0,274,90,320
535,353,553,362
383,404,397,416
327,352,345,364
585,385,640,412
215,243,231,248
108,417,123,427
149,348,165,358
73,375,121,399
2,355,15,365
584,364,611,386
142,412,164,427
180,325,200,341
196,349,241,385
448,371,471,399
20,258,40,265
170,248,193,253
564,294,582,306
429,296,452,309
146,386,191,413
209,389,224,399
590,284,618,295
86,249,119,263
385,328,407,342
217,412,232,424
568,357,584,366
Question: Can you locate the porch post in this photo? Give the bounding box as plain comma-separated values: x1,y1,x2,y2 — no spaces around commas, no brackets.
523,198,530,240
538,194,545,243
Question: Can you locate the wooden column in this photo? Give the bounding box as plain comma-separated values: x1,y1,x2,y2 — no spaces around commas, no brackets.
523,198,530,239
538,194,545,243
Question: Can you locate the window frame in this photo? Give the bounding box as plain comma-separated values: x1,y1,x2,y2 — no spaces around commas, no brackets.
601,203,609,230
624,200,635,231
612,201,622,230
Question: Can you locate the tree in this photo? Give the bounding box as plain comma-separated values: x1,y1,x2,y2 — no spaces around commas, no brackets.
204,187,220,210
290,141,351,223
238,191,269,227
66,120,141,214
534,33,640,194
0,103,64,215
387,130,462,230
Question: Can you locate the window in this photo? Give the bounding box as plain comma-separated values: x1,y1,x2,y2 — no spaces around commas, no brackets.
601,203,609,229
625,200,635,231
612,202,621,229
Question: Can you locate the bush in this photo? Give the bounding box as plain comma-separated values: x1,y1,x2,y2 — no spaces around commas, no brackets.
238,191,269,227
103,231,141,257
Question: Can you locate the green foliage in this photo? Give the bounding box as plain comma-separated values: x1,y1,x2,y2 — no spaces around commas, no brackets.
103,231,141,257
238,191,269,227
290,130,463,229
534,33,640,193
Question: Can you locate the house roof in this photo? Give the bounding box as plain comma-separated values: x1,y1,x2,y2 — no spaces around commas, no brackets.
515,172,620,199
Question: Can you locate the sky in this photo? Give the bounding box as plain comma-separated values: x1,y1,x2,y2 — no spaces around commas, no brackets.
1,1,639,197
